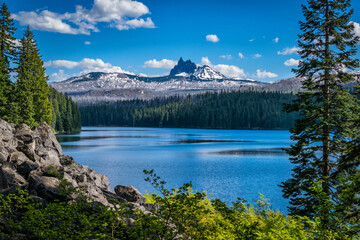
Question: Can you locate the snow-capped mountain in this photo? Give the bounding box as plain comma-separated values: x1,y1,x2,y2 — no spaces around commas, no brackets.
193,65,226,80
170,58,226,80
50,59,264,103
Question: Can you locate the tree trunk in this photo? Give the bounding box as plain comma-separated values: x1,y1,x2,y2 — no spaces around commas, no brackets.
322,0,331,228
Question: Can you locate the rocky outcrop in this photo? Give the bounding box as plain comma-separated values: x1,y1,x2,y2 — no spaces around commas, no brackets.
169,57,197,76
115,185,146,204
0,119,149,211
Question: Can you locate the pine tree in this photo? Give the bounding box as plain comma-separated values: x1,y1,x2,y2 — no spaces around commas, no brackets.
16,34,35,126
0,2,16,122
16,27,52,126
334,85,360,236
27,31,52,124
280,0,360,232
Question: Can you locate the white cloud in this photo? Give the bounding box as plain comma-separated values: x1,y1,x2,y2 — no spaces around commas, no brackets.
50,69,71,82
12,0,155,35
84,41,91,45
143,59,177,69
256,69,278,78
273,37,279,43
116,17,155,30
13,10,85,34
45,60,79,69
350,21,360,43
87,0,149,21
277,47,301,55
201,57,246,78
215,64,247,78
201,56,212,66
13,39,22,47
45,58,133,75
220,54,232,60
206,34,219,43
238,52,244,59
249,39,255,42
284,58,300,67
253,54,262,59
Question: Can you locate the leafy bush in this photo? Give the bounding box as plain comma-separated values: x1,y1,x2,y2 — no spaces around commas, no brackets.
0,189,130,239
139,170,335,240
0,171,358,239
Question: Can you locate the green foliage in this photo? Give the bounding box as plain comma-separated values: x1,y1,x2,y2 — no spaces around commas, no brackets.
137,170,346,240
15,26,52,126
281,0,360,234
80,91,298,130
0,190,130,239
0,171,359,239
0,2,17,122
49,87,81,133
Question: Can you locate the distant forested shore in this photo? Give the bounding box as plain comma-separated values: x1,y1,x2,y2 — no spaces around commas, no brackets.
50,88,81,133
80,91,298,130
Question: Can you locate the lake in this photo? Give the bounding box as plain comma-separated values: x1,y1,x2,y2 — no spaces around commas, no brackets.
57,127,293,212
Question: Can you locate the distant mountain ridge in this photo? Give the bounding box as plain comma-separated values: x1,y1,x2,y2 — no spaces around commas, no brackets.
50,58,360,104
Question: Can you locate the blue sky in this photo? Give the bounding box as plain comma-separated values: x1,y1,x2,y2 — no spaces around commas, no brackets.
8,0,360,82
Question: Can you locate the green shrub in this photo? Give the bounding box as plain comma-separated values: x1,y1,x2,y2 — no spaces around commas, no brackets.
0,171,358,239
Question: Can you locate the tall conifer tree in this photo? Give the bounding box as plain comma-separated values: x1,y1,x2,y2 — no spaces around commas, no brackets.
16,33,35,126
16,27,52,126
0,2,16,122
281,0,360,233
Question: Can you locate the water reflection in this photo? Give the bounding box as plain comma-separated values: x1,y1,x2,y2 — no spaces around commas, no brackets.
170,139,256,144
56,135,157,143
174,133,215,137
82,129,150,132
61,144,137,150
208,148,287,155
57,127,292,212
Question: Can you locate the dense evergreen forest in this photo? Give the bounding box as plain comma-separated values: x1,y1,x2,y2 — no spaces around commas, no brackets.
49,88,81,133
80,91,298,130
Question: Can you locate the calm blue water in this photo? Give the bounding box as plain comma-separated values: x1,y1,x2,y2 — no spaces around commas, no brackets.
57,127,293,212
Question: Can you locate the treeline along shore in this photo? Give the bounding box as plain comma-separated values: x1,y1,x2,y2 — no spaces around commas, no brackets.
80,91,298,130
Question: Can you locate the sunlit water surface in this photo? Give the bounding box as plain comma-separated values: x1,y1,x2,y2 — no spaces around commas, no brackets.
57,127,293,212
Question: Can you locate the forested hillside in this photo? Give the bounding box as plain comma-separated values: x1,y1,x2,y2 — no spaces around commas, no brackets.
49,88,81,133
80,91,298,130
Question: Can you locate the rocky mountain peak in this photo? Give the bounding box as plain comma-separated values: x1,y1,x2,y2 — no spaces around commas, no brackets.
169,58,197,76
169,58,226,80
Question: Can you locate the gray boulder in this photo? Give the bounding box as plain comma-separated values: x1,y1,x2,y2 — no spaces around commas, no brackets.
28,174,64,202
114,185,146,204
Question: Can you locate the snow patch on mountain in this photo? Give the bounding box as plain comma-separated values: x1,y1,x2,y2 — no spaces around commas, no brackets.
175,72,190,77
193,65,226,80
